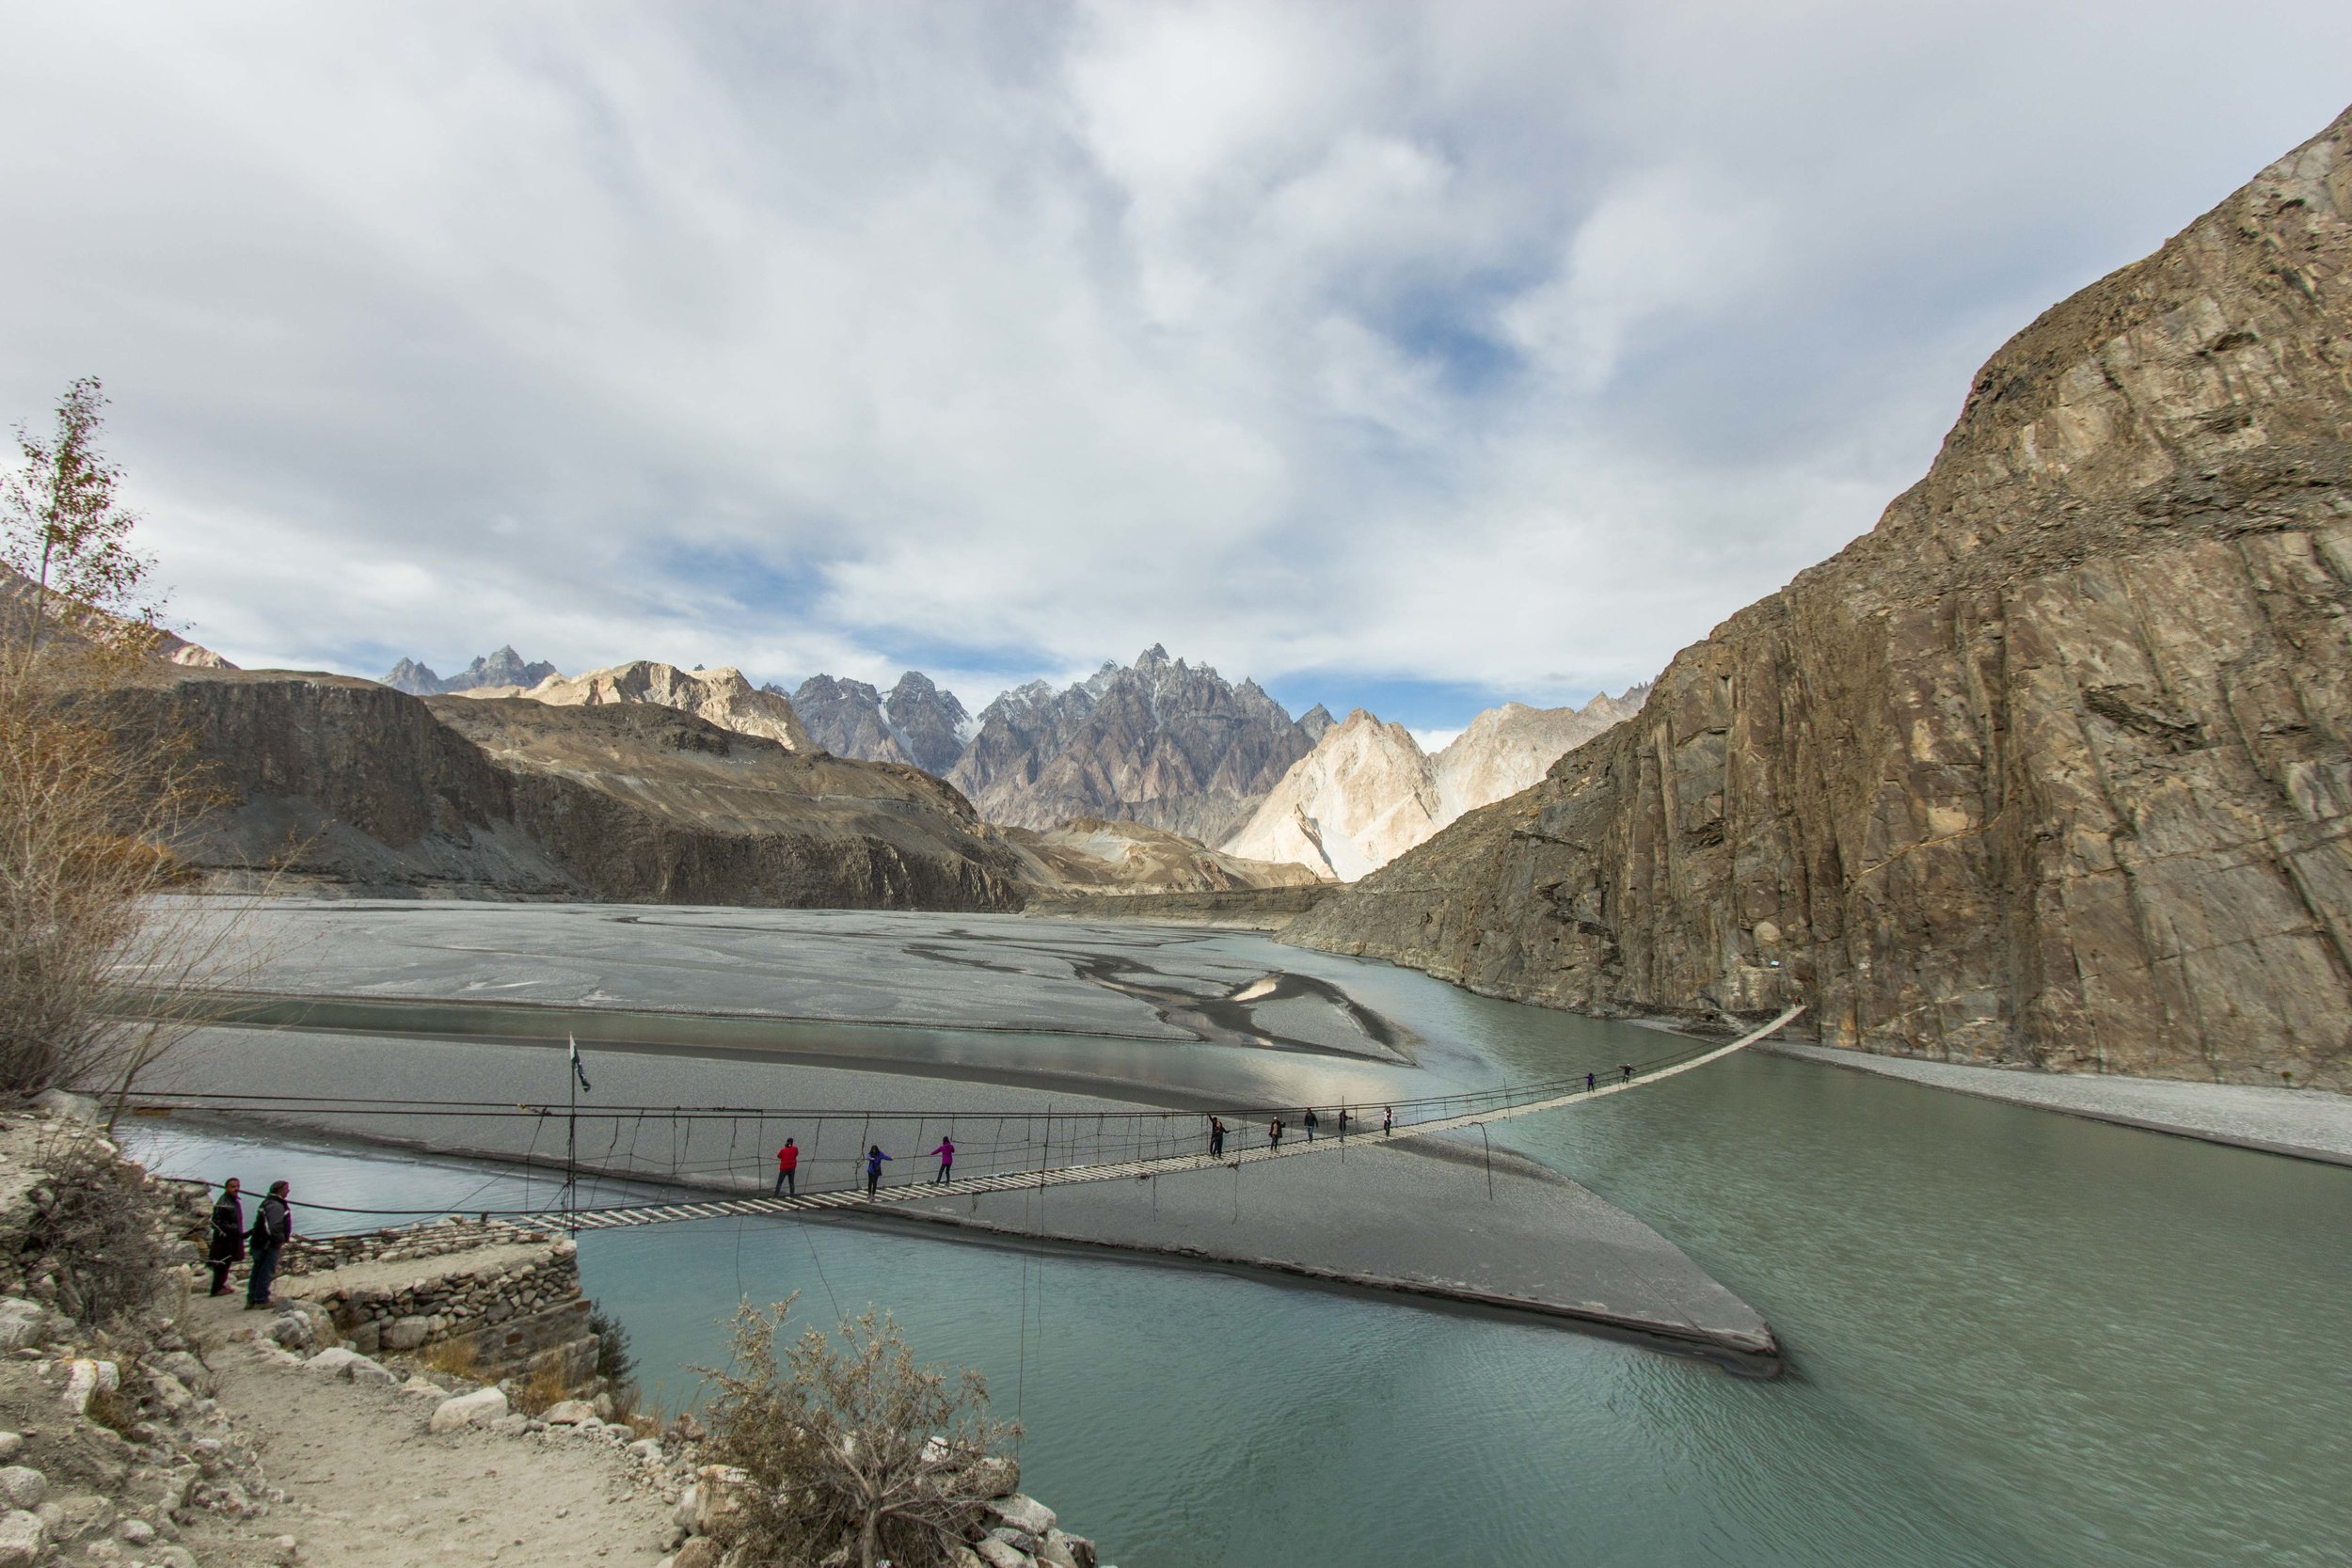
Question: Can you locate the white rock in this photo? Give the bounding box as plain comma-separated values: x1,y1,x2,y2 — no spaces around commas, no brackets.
541,1400,596,1426
0,1509,40,1568
627,1439,663,1464
151,1546,198,1568
0,1440,16,1465
273,1533,301,1563
0,1470,40,1511
379,1320,431,1352
61,1359,119,1415
148,1371,195,1412
117,1518,155,1545
304,1349,398,1386
972,1538,1029,1568
427,1387,508,1433
986,1495,1057,1537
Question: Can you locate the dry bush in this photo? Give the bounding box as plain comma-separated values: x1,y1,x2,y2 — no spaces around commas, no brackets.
511,1356,573,1416
3,1132,169,1325
419,1336,483,1383
701,1297,1020,1568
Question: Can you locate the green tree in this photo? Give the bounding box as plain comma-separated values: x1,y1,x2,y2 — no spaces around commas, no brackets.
3,377,158,657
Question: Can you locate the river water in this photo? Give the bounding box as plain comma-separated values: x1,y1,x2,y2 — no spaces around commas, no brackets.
123,909,2352,1567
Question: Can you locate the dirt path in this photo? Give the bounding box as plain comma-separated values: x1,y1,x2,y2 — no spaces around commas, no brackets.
183,1298,675,1568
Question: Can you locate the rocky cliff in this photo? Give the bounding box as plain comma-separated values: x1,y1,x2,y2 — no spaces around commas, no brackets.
946,645,1319,843
787,671,972,774
1001,816,1327,895
1226,690,1647,879
1289,106,2352,1089
111,669,1027,909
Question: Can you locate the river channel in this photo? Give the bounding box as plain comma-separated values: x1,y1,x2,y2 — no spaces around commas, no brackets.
121,904,2352,1567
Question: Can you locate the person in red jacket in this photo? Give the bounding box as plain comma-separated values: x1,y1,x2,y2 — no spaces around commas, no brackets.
774,1138,799,1196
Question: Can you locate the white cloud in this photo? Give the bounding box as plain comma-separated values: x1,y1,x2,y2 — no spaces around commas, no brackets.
3,1,2348,726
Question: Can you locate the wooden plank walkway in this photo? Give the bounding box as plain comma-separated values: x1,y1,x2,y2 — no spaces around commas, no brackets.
515,1006,1804,1234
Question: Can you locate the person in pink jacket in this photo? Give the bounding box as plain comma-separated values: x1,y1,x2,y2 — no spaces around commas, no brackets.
930,1136,956,1183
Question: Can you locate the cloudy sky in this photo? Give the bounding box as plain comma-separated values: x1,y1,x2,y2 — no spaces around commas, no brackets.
5,2,2348,728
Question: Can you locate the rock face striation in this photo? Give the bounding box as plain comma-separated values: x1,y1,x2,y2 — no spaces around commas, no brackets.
1290,106,2352,1089
786,671,972,774
114,669,1026,909
380,646,556,695
1001,816,1327,895
1227,690,1647,879
947,645,1319,844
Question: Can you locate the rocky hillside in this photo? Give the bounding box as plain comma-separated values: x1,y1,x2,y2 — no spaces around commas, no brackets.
459,660,814,752
1290,105,2352,1090
1002,816,1327,895
947,645,1320,844
1227,689,1647,879
1,564,233,668
108,669,1027,909
381,645,555,695
786,671,972,773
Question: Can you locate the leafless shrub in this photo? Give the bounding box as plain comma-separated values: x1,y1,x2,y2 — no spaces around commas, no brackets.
701,1297,1021,1568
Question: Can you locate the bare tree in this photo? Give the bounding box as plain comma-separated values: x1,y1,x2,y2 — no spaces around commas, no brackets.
3,377,159,658
0,380,267,1109
701,1297,1022,1568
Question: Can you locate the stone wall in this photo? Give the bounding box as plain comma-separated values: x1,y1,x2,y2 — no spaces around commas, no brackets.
273,1219,598,1387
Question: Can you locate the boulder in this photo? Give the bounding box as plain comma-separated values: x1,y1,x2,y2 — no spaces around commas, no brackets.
379,1320,432,1352
973,1538,1031,1568
673,1465,751,1537
0,1470,40,1512
986,1496,1057,1538
0,1302,46,1354
0,1509,40,1568
155,1352,214,1396
427,1388,508,1433
0,1438,17,1465
541,1401,596,1426
1041,1529,1095,1568
146,1372,195,1413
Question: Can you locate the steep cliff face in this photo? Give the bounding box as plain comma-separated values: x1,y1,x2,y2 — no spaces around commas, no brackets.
1290,106,2352,1089
1000,816,1327,895
946,645,1317,843
114,670,1027,910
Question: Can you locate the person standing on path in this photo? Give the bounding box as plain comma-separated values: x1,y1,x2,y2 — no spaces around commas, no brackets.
1620,1063,1633,1084
1303,1108,1319,1143
1337,1107,1349,1139
774,1138,799,1196
245,1180,292,1309
1209,1116,1225,1158
930,1136,956,1183
1586,1072,1596,1092
1268,1117,1284,1151
865,1144,892,1198
206,1178,244,1297
1382,1106,1393,1136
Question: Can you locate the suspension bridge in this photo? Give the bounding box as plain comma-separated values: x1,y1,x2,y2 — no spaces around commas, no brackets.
135,1006,1803,1234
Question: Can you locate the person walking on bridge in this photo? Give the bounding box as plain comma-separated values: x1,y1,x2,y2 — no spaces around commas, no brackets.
1303,1107,1319,1142
1208,1116,1225,1159
774,1138,799,1196
245,1180,292,1310
1267,1116,1284,1150
1619,1063,1633,1084
206,1178,244,1297
1382,1106,1392,1137
930,1136,956,1183
1337,1107,1349,1139
865,1144,892,1198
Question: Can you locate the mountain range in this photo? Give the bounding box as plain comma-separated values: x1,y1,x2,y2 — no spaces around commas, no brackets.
1224,689,1648,879
382,646,557,696
782,673,972,775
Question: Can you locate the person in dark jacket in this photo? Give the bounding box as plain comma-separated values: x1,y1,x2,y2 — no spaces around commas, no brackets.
865,1145,892,1198
1267,1117,1284,1150
245,1180,292,1309
206,1178,245,1296
1208,1116,1225,1159
1303,1107,1318,1142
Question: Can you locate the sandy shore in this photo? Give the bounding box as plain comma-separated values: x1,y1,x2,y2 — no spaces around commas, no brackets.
1762,1043,2352,1166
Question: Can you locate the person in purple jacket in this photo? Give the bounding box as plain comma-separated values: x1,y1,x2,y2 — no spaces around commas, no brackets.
930,1136,956,1183
866,1144,892,1197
